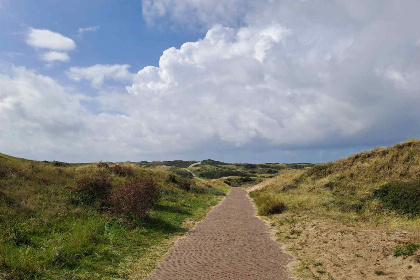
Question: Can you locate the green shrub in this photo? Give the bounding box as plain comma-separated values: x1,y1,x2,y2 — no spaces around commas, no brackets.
169,168,193,179
224,176,257,187
373,180,420,215
73,172,112,206
393,244,419,257
197,170,249,179
52,161,69,167
167,174,194,191
200,159,227,166
161,160,197,168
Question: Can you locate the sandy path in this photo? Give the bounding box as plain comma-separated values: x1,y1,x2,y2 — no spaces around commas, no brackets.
146,188,291,280
186,161,205,181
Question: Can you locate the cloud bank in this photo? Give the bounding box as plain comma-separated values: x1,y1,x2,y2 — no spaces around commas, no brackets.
1,0,419,162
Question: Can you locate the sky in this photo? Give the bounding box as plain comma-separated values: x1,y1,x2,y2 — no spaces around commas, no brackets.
0,0,419,163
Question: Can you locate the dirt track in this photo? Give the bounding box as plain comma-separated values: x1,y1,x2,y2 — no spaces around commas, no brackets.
146,188,291,280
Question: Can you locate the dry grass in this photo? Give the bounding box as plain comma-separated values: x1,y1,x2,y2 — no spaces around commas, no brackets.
251,139,420,279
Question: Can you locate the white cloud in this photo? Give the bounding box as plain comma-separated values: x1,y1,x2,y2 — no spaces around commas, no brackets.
66,64,135,88
26,28,75,51
26,28,75,63
2,0,420,162
78,26,100,37
42,51,70,62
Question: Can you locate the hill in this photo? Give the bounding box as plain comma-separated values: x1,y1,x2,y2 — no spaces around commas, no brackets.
250,139,420,279
0,153,229,279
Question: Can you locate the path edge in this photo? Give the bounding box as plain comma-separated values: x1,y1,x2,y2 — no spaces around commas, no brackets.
141,188,232,279
245,189,298,280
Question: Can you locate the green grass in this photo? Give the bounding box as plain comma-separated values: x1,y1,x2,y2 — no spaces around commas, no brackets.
393,244,419,257
0,153,229,279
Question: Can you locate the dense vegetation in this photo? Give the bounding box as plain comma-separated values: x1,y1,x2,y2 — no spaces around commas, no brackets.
138,160,197,168
251,139,420,220
224,176,262,188
190,161,313,179
0,154,228,279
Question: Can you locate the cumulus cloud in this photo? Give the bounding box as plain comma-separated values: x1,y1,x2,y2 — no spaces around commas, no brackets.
42,51,70,62
66,64,135,88
2,0,420,162
0,66,88,158
133,0,420,150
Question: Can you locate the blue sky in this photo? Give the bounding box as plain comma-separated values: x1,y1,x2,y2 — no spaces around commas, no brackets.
0,0,419,163
0,0,200,80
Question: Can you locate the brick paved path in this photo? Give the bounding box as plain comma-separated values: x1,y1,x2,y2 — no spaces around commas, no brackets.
146,188,291,280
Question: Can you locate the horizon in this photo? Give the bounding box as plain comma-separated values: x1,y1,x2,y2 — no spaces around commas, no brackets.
3,138,417,164
1,0,419,163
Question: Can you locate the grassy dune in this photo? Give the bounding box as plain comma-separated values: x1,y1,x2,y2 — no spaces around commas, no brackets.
251,139,420,279
0,154,229,279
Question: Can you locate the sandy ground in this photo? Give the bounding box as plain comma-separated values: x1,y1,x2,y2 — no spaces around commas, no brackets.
247,177,277,193
268,213,420,280
146,188,292,280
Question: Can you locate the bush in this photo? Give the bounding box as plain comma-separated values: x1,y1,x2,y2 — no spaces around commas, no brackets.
73,172,112,205
256,194,287,215
97,161,110,168
224,176,256,187
167,174,194,191
109,164,134,177
201,159,227,166
373,180,420,215
110,179,160,219
0,163,15,179
261,200,287,215
197,170,249,179
161,160,197,168
169,168,193,179
52,161,69,167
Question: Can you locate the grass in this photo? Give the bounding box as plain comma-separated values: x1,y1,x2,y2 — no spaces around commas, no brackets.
393,244,419,257
251,139,420,226
0,153,229,279
374,180,420,215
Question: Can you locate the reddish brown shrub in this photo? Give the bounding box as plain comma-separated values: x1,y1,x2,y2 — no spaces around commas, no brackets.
111,179,160,219
74,172,112,205
109,164,134,177
97,161,110,168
